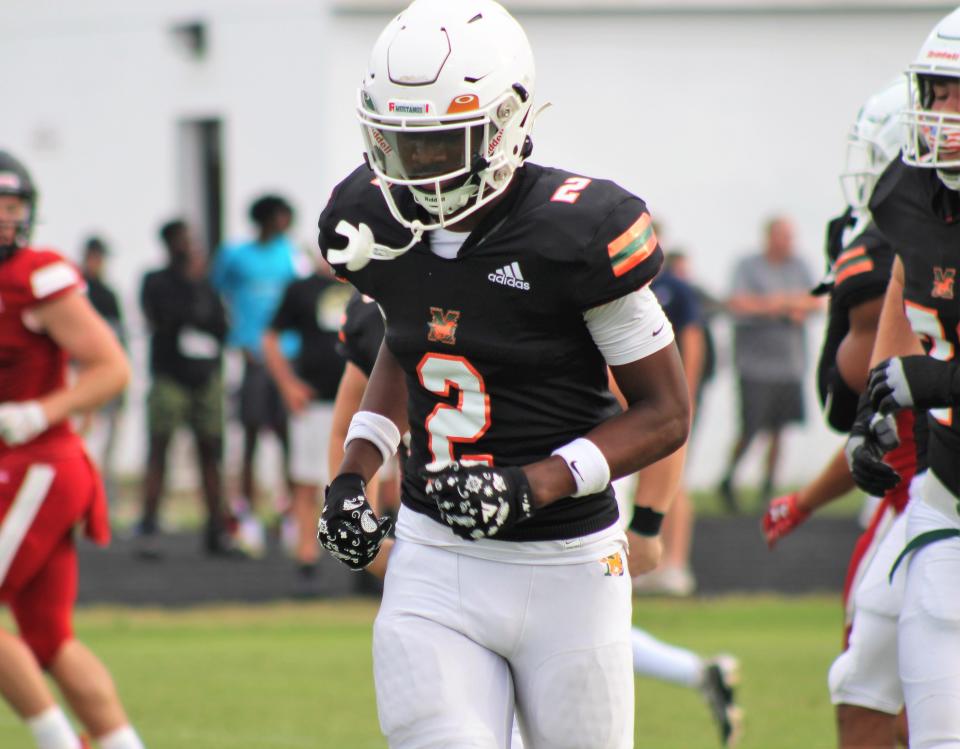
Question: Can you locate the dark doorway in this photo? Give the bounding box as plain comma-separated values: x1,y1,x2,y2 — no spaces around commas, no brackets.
177,119,223,254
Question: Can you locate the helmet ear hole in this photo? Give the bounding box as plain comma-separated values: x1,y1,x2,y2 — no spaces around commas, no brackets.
521,136,533,159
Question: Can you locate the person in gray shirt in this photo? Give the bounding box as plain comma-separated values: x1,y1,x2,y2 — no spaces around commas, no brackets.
718,216,822,511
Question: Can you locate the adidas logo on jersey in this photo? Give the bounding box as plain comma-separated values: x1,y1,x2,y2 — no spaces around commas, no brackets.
488,262,530,291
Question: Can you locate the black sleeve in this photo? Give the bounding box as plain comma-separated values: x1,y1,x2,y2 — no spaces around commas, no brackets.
831,242,893,313
270,282,301,333
336,293,383,378
574,197,663,310
139,273,166,331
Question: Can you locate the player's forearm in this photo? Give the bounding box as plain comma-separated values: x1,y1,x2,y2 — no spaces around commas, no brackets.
795,447,854,514
678,326,705,408
261,330,298,389
41,357,129,426
870,258,924,366
526,354,689,509
336,343,409,483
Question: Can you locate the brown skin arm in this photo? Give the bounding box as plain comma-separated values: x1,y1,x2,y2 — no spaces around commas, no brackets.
677,323,705,409
836,295,885,394
336,341,410,482
525,343,690,509
31,290,130,425
794,446,855,514
870,257,924,365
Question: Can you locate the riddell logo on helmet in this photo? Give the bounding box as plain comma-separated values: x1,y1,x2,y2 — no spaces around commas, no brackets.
487,130,504,157
928,50,960,61
388,101,432,115
370,129,393,155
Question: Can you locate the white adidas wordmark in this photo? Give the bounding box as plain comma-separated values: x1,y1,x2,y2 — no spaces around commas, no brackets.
488,261,530,291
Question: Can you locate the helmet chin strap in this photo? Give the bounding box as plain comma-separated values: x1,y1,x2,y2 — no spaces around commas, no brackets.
937,168,960,192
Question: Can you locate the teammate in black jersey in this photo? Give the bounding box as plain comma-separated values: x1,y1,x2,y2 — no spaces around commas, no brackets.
315,1,688,747
855,11,960,747
763,79,922,749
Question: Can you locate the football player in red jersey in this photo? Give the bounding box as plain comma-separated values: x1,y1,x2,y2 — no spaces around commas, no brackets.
0,151,145,749
315,1,689,746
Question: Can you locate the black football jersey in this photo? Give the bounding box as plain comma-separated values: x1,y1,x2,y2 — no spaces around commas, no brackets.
318,162,664,541
816,220,895,432
338,291,385,378
871,159,959,492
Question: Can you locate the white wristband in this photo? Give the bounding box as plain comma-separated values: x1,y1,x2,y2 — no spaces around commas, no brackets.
344,411,401,465
551,437,611,497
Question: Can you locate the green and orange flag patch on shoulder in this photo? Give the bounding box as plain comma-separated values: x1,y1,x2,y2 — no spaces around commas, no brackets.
608,213,657,277
833,245,874,286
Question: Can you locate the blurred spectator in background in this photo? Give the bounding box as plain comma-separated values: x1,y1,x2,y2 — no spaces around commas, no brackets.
262,255,349,576
718,216,821,512
212,194,299,557
632,250,706,596
78,235,125,504
138,220,231,558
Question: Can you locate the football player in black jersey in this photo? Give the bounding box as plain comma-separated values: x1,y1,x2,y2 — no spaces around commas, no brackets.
315,1,688,747
765,79,923,749
853,10,960,747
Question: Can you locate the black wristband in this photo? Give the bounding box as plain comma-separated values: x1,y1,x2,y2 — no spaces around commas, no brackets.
629,506,665,537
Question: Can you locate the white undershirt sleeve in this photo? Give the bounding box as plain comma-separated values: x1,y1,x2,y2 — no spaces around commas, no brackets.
583,287,674,366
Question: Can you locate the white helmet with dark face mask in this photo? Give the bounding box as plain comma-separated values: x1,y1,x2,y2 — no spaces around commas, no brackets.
357,0,536,231
904,7,960,190
841,77,907,211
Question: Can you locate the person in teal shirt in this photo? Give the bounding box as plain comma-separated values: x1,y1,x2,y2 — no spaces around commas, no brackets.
211,194,299,556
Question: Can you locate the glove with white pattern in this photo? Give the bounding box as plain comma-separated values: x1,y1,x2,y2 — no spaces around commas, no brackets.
317,473,392,571
761,493,810,549
0,401,48,446
868,355,960,414
423,462,534,540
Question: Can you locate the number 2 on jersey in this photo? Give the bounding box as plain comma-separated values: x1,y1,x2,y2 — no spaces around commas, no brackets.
905,300,955,425
417,353,493,465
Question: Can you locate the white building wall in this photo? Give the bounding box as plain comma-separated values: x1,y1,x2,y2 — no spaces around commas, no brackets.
0,1,946,490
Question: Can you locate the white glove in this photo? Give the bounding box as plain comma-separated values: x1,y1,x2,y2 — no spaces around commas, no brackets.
327,221,376,272
0,401,48,446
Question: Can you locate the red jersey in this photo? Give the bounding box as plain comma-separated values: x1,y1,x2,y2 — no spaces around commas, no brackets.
0,247,85,459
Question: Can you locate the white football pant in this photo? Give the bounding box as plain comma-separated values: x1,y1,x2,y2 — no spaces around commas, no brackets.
373,538,634,749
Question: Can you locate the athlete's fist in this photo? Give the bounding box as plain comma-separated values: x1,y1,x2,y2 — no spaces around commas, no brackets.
317,473,392,571
761,493,810,549
845,397,900,497
868,355,960,414
0,401,48,446
423,462,534,540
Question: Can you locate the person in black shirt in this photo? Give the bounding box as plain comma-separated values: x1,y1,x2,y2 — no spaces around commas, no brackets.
79,236,126,504
315,2,688,745
138,220,231,557
262,257,349,573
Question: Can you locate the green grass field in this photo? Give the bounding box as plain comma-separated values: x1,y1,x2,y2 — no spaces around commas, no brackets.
0,595,846,748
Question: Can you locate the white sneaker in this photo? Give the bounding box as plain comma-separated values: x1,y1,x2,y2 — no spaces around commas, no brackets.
631,566,696,597
235,514,267,559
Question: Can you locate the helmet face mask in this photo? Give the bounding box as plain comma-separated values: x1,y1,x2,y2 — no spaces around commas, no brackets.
903,9,960,190
840,77,907,210
357,0,536,231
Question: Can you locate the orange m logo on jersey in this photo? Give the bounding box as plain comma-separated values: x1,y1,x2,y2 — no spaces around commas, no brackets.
933,267,956,300
427,308,461,345
600,552,625,577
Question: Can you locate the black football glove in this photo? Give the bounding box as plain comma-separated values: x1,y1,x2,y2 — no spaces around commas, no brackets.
868,355,960,414
422,463,534,540
844,394,900,497
317,473,392,571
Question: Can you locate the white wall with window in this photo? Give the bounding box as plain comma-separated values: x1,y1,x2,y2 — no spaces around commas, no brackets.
0,0,948,489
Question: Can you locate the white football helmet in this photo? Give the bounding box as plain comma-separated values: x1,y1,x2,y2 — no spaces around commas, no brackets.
840,77,907,210
357,0,536,232
903,7,960,190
